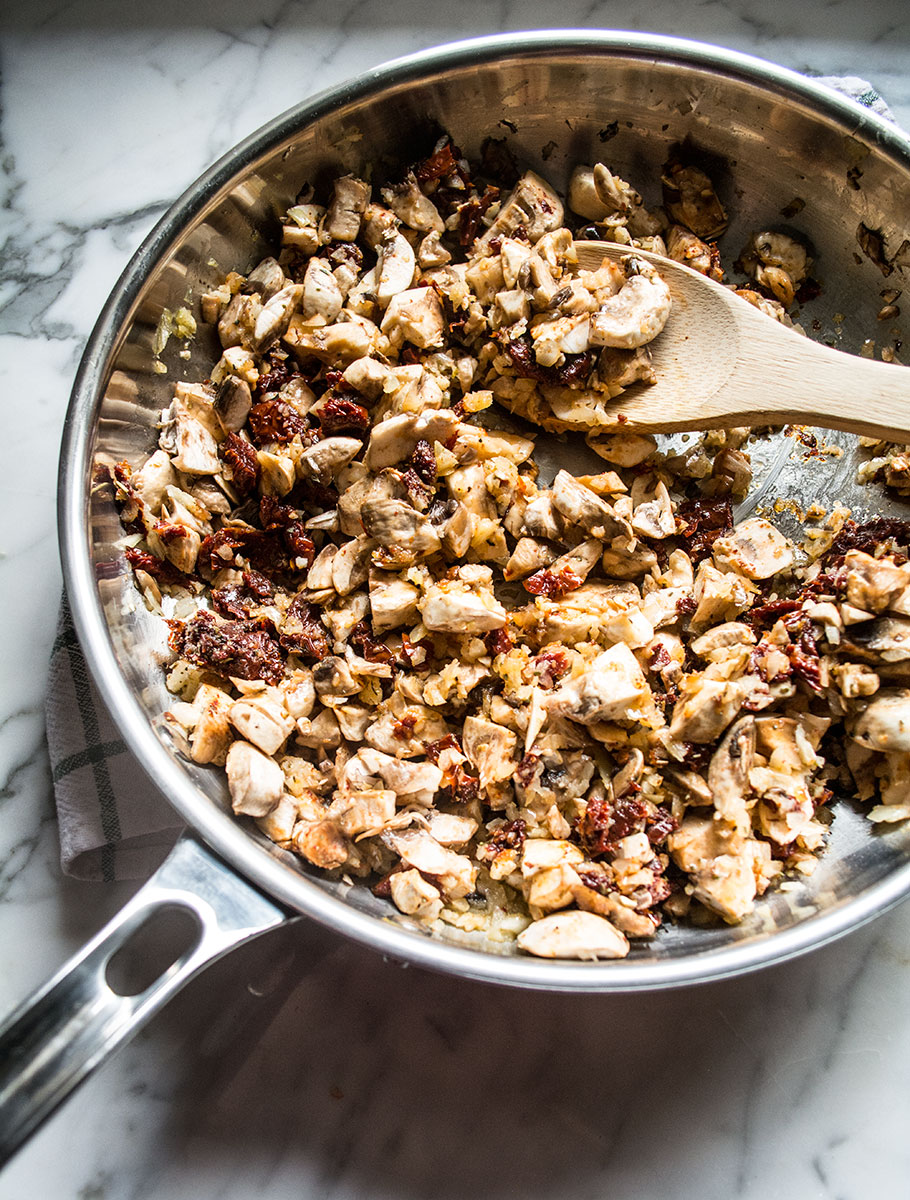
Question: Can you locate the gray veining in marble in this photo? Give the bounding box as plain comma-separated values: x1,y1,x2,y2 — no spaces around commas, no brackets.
1,1,910,1196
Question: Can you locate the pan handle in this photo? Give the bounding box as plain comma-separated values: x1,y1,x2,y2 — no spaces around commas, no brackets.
0,833,287,1166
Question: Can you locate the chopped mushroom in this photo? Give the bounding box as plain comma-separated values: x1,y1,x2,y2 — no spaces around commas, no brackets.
225,741,284,817
118,140,910,963
517,911,630,959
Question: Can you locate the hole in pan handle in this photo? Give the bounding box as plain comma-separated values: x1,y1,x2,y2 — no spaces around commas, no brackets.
0,833,288,1168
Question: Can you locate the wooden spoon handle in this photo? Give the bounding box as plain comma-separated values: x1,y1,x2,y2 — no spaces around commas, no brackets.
715,314,910,441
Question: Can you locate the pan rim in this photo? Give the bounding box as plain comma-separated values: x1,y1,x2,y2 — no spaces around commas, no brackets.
59,28,910,992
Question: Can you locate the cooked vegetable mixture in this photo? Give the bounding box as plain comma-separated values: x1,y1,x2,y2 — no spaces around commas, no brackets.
105,135,910,960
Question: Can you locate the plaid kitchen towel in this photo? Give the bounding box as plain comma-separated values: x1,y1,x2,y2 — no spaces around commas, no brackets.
46,594,181,881
45,74,899,882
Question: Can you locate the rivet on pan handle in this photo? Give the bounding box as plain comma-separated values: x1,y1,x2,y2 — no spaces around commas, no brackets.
0,835,288,1167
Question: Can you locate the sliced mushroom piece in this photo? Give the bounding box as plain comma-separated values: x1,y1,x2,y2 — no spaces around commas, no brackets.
306,543,338,590
331,536,377,597
571,886,656,938
295,707,343,750
225,740,284,817
302,257,344,321
375,231,417,305
843,550,910,614
612,748,644,799
419,569,507,633
369,570,422,633
461,715,518,788
381,171,444,234
389,869,443,920
630,478,676,539
690,622,756,659
665,225,724,281
312,656,361,700
842,616,910,662
662,162,728,240
691,853,757,923
551,470,622,536
294,818,350,869
229,697,295,756
365,409,460,471
253,283,303,349
166,412,221,476
298,436,362,483
246,256,286,301
707,716,755,831
712,517,794,580
504,537,558,581
588,259,672,350
424,812,478,847
548,643,653,725
522,493,565,540
475,171,565,254
847,688,910,752
330,788,397,838
283,670,316,720
323,174,370,242
417,231,452,268
567,165,613,221
669,676,756,744
383,829,478,899
188,684,233,765
213,376,252,433
380,286,446,349
361,498,441,562
738,231,809,309
517,911,630,960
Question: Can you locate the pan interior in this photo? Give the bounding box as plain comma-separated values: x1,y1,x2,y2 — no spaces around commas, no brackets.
68,35,910,986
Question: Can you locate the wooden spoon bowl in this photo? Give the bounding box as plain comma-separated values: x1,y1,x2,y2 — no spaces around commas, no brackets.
573,240,910,440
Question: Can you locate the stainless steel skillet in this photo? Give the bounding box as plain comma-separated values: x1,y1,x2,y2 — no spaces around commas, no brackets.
3,28,910,1166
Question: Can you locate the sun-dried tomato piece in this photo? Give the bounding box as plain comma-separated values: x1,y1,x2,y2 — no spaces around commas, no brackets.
484,628,513,657
247,398,309,445
279,595,330,660
575,867,617,896
424,734,462,763
524,567,584,597
500,333,595,389
746,597,802,630
515,752,540,787
211,568,275,618
401,469,433,511
676,497,733,559
218,432,260,495
553,350,597,386
409,439,437,485
486,818,526,855
457,185,501,247
826,517,910,563
198,527,286,575
534,648,569,688
576,794,649,858
647,807,679,846
413,139,467,186
255,351,298,397
502,335,551,383
392,712,419,741
169,611,285,683
124,547,184,584
350,620,394,664
317,394,370,437
256,497,314,567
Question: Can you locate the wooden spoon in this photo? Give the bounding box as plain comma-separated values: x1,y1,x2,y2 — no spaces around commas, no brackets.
572,240,909,439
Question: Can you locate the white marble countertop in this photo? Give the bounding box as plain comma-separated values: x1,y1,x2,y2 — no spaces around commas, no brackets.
3,2,910,1197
